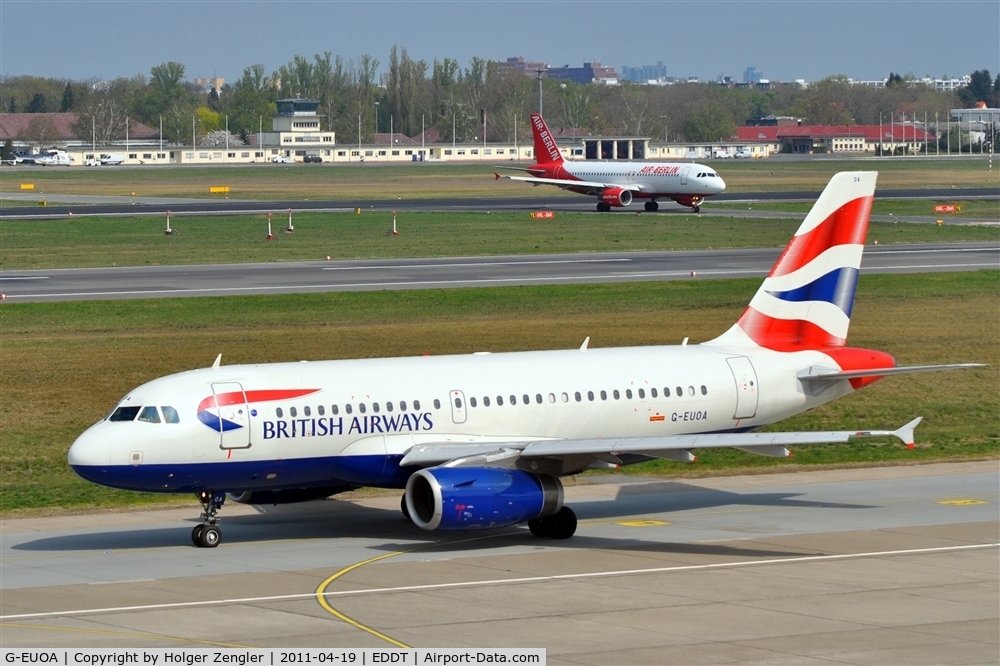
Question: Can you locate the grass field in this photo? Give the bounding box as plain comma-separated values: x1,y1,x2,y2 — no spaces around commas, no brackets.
2,157,997,201
1,271,996,514
2,210,997,270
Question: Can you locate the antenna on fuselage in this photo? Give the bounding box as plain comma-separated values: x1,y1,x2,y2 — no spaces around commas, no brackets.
580,337,590,351
212,354,222,370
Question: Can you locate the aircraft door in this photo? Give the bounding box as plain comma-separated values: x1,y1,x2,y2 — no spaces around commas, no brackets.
211,382,252,449
680,166,691,186
449,390,467,424
726,357,759,420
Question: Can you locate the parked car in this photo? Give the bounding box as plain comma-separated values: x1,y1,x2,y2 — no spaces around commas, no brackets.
303,155,322,163
272,155,293,163
734,149,754,159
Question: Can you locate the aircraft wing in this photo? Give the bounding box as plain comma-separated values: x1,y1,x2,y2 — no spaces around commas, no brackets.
495,172,643,194
398,418,922,468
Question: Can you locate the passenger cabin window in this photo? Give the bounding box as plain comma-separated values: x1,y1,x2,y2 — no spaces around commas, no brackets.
346,404,353,414
304,406,311,417
701,385,708,395
587,391,595,401
638,389,645,399
373,402,380,413
497,396,504,406
454,397,463,408
574,392,582,402
676,386,683,397
276,407,284,418
109,406,141,422
522,394,530,405
434,399,441,409
138,406,160,423
399,401,406,411
664,387,671,397
600,390,607,400
290,407,298,417
651,388,658,398
161,406,180,423
332,405,339,415
414,400,421,410
626,389,633,399
535,394,543,404
386,402,393,412
318,405,325,416
613,390,620,400
688,386,695,396
484,396,491,407
469,397,476,408
359,403,367,414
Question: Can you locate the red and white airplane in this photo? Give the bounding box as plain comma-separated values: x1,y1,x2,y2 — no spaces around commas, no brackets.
68,172,980,548
496,113,726,212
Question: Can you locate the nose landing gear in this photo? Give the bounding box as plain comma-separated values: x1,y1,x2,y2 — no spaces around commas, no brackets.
192,491,226,548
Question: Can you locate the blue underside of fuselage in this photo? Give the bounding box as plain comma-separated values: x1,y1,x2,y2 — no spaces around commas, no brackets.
70,454,413,494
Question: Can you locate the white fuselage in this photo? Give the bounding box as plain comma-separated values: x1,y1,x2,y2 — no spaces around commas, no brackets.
560,160,725,199
68,341,851,494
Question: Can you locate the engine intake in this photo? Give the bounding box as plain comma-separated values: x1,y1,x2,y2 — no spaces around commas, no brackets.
405,467,563,530
601,187,633,207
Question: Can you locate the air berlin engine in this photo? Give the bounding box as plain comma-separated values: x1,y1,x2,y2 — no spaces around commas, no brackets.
601,188,633,207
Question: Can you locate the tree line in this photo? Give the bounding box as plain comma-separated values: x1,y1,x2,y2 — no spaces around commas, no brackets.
2,52,998,147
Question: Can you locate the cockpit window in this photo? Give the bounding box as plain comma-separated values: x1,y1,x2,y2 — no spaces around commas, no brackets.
161,406,180,423
108,406,141,422
138,406,161,423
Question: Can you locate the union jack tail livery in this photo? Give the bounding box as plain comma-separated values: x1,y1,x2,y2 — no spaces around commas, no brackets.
735,172,876,350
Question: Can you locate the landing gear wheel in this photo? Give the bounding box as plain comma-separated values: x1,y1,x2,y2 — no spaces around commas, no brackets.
692,205,701,213
644,201,659,212
528,507,577,539
548,507,577,539
400,494,410,520
528,518,551,537
596,202,611,212
192,490,226,547
198,525,221,548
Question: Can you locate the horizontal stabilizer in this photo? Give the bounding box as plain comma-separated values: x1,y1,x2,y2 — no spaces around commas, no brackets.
799,363,985,382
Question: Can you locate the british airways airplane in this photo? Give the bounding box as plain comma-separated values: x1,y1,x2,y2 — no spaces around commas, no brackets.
68,172,980,548
496,113,725,212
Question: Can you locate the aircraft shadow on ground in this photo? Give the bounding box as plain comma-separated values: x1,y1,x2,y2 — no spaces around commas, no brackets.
10,480,871,555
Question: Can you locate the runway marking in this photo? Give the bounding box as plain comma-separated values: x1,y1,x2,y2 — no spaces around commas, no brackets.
0,621,254,647
616,520,670,527
937,499,989,505
321,258,634,271
9,263,997,300
2,542,995,622
313,533,505,648
0,276,49,280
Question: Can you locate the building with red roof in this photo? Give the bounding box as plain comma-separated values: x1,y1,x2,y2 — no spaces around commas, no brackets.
0,113,157,149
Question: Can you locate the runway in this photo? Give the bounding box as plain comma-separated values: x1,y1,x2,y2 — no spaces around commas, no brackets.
1,242,997,303
1,461,996,661
1,188,997,220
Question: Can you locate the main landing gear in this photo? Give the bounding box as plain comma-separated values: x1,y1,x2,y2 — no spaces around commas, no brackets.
192,491,226,548
528,506,577,539
596,202,612,212
644,201,659,212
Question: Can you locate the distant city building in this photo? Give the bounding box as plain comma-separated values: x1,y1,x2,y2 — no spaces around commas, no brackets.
621,61,667,84
193,77,225,92
499,57,549,77
743,66,762,84
850,75,970,92
547,61,618,85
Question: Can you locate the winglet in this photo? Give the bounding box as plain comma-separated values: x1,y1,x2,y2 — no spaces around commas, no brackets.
212,354,222,370
894,416,922,449
494,172,501,180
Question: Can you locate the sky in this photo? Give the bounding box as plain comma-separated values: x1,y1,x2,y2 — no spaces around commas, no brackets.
1,1,997,84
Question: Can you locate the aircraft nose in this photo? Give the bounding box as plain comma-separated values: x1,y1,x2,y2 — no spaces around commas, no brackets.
714,176,727,193
68,424,111,468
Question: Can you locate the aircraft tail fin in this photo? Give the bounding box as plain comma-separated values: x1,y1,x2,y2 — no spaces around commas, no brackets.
529,114,564,165
710,172,877,350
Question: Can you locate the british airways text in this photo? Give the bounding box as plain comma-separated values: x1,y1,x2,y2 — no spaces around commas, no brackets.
262,413,434,439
